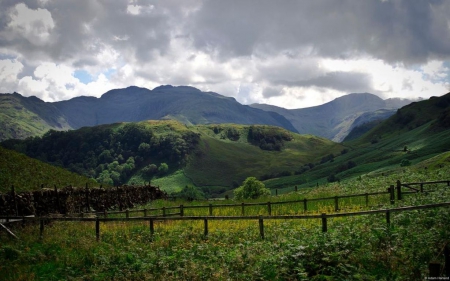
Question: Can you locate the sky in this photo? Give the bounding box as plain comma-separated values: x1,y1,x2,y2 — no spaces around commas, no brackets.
0,0,450,109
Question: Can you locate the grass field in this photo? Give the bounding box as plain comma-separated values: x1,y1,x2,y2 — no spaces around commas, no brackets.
1,156,450,280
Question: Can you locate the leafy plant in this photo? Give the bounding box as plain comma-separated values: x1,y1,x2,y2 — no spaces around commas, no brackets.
234,177,270,200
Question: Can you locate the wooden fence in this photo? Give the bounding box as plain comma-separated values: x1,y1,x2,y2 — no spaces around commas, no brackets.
2,201,450,241
80,179,449,219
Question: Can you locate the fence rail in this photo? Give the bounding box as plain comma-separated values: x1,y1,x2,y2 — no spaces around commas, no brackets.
68,179,448,219
85,190,391,218
2,201,450,241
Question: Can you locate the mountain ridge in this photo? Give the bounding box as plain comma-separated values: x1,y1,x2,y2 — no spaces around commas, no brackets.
251,93,415,142
0,87,416,142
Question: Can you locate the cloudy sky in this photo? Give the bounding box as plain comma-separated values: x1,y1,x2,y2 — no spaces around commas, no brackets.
1,0,449,109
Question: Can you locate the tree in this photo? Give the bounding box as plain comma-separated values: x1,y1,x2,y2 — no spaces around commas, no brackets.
234,177,270,200
142,164,158,177
158,163,169,175
177,185,205,201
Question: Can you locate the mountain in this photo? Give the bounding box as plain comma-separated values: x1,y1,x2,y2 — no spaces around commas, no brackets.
251,93,413,142
260,93,450,190
0,85,297,141
0,93,71,141
356,92,450,143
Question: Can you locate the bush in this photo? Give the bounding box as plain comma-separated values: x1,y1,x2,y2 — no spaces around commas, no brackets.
158,163,169,175
176,185,205,201
234,177,271,200
400,159,411,167
141,164,158,177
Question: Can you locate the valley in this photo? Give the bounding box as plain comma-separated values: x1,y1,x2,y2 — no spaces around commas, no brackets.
1,89,449,280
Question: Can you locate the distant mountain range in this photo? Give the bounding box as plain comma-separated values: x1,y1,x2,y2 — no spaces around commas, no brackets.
251,93,414,142
0,86,414,142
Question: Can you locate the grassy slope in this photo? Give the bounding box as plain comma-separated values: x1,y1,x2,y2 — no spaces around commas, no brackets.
183,124,344,188
0,94,71,141
0,146,98,193
264,94,450,192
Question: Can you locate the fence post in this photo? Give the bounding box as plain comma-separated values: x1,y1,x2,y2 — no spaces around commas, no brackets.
429,262,441,277
321,213,327,232
143,209,147,217
396,180,402,200
96,218,100,242
162,207,166,217
149,219,154,235
445,244,449,277
180,205,184,217
334,196,339,212
389,185,395,204
54,185,60,213
295,186,298,192
126,209,129,219
420,183,424,193
85,183,90,212
103,210,107,219
259,216,264,239
117,187,122,211
267,202,272,216
209,204,213,216
386,210,391,226
303,199,307,212
241,203,245,216
204,219,208,236
39,219,44,240
365,193,369,206
11,186,18,217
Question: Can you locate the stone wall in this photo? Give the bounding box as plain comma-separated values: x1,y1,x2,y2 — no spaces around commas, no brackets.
0,185,167,216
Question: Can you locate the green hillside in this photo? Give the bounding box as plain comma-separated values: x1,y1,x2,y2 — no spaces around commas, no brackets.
0,146,97,193
1,121,343,195
0,93,71,141
265,93,450,192
185,124,343,188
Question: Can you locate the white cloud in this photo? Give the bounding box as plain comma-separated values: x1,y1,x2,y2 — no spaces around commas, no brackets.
6,3,55,46
0,0,449,109
0,59,23,86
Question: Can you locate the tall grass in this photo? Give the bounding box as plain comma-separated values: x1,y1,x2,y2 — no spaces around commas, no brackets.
1,162,450,280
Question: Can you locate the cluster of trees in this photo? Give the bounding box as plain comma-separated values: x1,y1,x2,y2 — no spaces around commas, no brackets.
210,126,241,141
2,123,200,186
247,125,293,151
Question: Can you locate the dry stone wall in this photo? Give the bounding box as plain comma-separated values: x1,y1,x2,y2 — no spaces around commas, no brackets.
0,185,167,216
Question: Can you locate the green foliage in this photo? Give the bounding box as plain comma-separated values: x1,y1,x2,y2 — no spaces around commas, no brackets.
141,164,158,177
176,185,205,201
234,177,270,200
2,121,200,186
247,125,293,151
158,163,169,175
400,159,411,167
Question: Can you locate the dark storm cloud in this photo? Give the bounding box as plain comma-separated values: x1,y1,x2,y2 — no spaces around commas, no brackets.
0,0,187,63
188,0,450,64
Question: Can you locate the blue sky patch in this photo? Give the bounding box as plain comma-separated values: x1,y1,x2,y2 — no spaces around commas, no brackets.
74,70,93,84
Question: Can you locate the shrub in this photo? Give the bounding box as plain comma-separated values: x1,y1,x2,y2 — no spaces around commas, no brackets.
400,159,411,167
234,177,271,200
158,163,169,175
176,185,205,201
